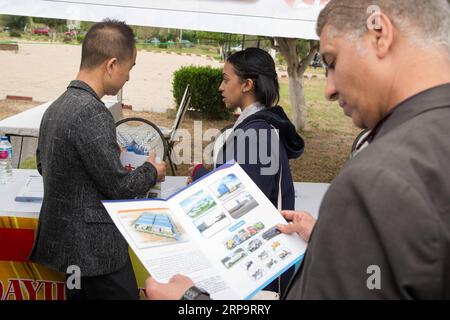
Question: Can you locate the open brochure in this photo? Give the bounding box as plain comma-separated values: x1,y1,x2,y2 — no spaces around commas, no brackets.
102,162,307,300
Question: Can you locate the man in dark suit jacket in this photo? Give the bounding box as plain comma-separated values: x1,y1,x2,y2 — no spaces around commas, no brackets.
144,0,450,300
29,19,166,300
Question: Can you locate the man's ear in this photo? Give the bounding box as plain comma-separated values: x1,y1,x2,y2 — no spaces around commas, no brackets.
106,58,118,76
367,12,394,59
242,78,255,93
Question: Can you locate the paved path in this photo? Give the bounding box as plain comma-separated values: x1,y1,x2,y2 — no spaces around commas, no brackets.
0,42,222,112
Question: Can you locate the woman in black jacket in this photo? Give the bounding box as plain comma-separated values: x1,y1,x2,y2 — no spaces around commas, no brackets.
190,48,305,298
192,48,304,212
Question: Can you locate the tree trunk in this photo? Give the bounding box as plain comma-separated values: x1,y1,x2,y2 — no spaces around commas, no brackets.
288,70,307,130
274,38,318,132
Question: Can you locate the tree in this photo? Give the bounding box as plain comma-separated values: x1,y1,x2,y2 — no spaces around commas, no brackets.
196,31,241,59
4,15,28,30
32,17,66,28
272,38,319,131
80,21,95,32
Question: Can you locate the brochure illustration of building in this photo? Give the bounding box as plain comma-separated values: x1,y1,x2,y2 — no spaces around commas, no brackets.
102,162,307,300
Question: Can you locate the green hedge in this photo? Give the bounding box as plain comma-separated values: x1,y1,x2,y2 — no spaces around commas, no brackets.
172,66,231,120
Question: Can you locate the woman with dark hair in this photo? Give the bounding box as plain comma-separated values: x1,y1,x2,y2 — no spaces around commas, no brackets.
190,47,305,298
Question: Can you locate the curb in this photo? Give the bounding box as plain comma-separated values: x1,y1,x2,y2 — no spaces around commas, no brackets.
6,95,33,101
0,43,19,52
154,50,221,63
278,74,324,80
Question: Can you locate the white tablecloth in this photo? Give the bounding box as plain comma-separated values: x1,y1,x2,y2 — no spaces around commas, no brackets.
0,100,123,168
0,170,189,218
0,170,329,219
0,169,42,218
0,100,123,137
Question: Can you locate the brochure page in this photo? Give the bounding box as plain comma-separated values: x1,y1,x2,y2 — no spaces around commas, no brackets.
102,162,307,300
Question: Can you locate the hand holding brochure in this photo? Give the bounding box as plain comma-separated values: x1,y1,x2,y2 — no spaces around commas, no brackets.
102,162,307,300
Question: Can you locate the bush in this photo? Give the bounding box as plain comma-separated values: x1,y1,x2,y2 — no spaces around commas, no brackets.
173,66,231,120
9,29,22,38
76,34,85,44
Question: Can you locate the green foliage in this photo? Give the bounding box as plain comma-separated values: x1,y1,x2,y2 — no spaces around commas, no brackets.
80,21,95,31
5,15,28,30
181,30,197,43
173,66,231,120
131,25,154,40
76,34,85,44
296,39,313,58
196,31,240,45
32,17,65,28
9,29,22,38
159,32,176,43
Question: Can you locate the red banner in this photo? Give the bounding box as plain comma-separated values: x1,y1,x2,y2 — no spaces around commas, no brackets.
0,228,35,262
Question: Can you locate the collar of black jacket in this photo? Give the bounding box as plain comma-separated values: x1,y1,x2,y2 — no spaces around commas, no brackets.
67,80,104,104
373,82,450,142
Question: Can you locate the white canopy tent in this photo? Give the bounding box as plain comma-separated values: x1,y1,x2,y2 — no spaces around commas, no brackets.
0,0,329,39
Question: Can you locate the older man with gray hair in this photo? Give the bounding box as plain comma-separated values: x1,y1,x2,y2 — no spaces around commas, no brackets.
280,0,450,300
144,0,450,300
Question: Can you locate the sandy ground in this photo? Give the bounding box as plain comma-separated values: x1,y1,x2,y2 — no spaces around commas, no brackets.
0,42,222,112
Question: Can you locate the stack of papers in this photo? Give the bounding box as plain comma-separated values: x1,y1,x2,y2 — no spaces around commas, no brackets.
15,175,43,203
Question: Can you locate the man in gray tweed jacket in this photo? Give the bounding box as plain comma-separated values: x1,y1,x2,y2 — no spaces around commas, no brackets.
29,19,166,300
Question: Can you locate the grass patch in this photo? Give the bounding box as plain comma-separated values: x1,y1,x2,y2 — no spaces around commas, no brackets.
19,156,37,169
289,79,360,182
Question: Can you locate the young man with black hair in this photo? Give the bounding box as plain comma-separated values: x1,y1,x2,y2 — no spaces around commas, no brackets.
30,19,166,300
